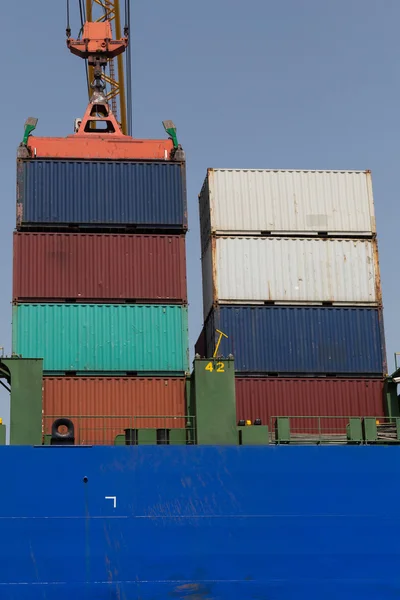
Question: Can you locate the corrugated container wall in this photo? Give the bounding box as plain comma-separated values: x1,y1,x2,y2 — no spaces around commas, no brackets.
202,237,381,317
204,306,386,375
12,304,189,373
17,160,187,229
13,232,187,302
236,378,385,433
43,377,187,444
199,169,375,250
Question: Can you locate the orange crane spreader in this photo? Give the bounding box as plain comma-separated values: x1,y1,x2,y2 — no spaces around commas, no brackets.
18,0,183,161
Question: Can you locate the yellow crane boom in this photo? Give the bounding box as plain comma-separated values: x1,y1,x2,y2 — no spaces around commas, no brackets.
85,0,128,134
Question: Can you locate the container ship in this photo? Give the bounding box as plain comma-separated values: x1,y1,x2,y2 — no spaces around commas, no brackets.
2,3,400,599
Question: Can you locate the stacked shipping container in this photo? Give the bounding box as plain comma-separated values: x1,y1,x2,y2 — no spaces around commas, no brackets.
13,133,189,444
197,169,386,432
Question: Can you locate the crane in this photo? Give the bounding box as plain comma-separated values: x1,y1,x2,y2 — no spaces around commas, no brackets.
66,0,132,136
18,0,183,160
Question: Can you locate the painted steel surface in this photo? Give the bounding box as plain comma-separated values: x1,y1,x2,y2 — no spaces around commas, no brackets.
27,136,174,160
4,358,43,446
1,445,400,599
204,306,386,375
202,237,380,316
199,169,375,250
12,304,189,373
192,359,237,445
17,160,187,229
43,377,187,444
236,377,385,432
13,232,187,302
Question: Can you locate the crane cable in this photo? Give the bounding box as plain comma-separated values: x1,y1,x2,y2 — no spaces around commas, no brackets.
125,0,132,135
77,0,90,98
66,0,89,94
78,0,85,36
97,0,107,17
66,0,71,36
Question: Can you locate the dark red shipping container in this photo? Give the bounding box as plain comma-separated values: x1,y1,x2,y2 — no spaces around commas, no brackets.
236,377,385,435
13,232,187,302
43,376,187,445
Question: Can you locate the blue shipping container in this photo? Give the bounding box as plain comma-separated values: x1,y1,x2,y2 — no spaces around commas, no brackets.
12,303,189,373
17,160,187,229
204,306,386,375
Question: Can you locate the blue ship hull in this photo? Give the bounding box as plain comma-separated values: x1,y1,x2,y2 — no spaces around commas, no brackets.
1,445,399,599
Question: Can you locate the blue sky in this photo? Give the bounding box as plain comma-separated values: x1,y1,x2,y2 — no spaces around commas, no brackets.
1,0,399,429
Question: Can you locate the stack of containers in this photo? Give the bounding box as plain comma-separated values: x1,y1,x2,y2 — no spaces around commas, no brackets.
13,139,189,444
197,169,387,432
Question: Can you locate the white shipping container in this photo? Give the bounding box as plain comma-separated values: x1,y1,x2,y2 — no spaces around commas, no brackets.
199,169,376,250
202,237,381,318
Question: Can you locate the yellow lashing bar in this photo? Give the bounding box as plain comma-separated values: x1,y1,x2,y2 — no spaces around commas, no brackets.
213,329,228,359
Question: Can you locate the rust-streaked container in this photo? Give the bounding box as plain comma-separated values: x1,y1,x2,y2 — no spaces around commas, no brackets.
199,169,376,247
236,377,385,433
27,136,174,160
13,232,187,302
43,377,187,445
202,237,381,317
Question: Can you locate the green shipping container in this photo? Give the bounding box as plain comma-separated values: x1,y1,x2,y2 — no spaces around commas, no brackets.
12,304,189,373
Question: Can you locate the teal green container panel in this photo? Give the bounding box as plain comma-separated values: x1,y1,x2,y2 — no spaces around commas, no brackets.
12,304,189,373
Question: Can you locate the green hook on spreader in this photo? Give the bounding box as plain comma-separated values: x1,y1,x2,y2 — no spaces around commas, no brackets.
22,117,38,146
162,120,179,149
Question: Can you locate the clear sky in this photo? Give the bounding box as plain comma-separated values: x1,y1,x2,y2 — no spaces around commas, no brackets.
1,0,399,430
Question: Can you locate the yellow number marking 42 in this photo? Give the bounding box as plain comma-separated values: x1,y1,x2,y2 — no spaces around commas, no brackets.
205,361,225,373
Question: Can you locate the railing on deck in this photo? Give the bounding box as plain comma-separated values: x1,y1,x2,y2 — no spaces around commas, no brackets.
43,414,400,446
43,415,196,446
269,415,400,445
